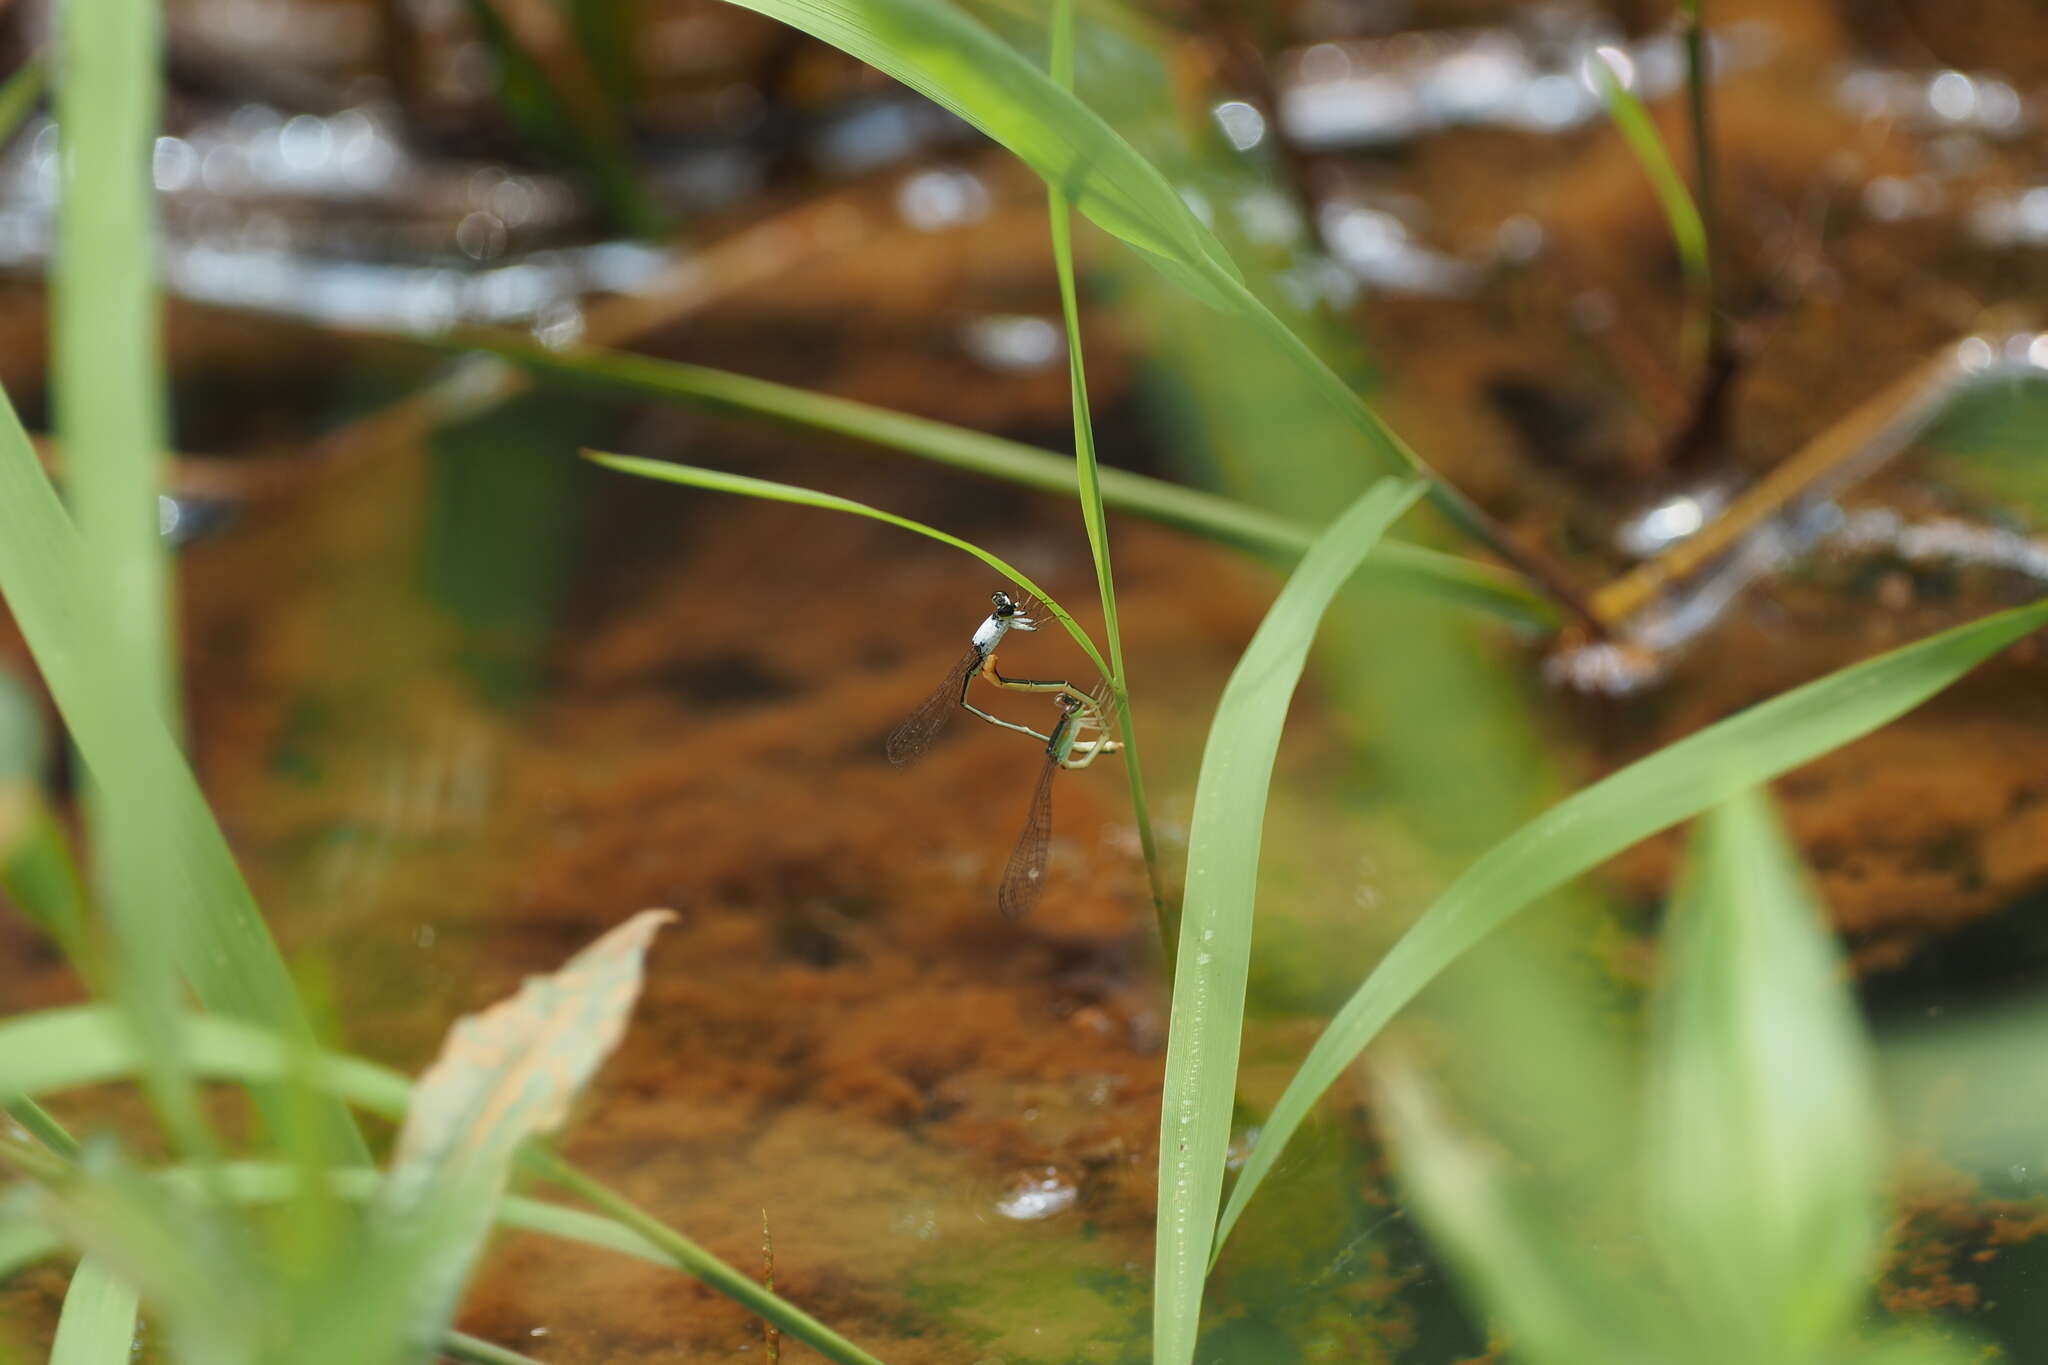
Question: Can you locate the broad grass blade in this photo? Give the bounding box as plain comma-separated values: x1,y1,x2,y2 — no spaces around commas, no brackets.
48,1257,138,1365
1214,598,2048,1257
0,379,362,1160
718,0,1241,309
1650,790,1880,1356
1155,476,1424,1365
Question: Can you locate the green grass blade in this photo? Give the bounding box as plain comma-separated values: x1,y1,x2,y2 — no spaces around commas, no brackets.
0,55,45,143
708,0,1584,611
1214,597,2048,1256
1592,50,1712,369
1650,789,1881,1357
1155,476,1425,1365
584,450,1113,678
716,0,1240,308
0,385,365,1162
48,1257,138,1365
55,0,174,719
444,1331,550,1365
1046,0,1168,940
464,337,1559,630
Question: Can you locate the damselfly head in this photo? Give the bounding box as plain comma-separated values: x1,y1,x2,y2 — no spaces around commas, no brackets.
992,590,1039,631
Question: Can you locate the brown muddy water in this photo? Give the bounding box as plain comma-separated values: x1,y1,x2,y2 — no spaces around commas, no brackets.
9,0,2048,1360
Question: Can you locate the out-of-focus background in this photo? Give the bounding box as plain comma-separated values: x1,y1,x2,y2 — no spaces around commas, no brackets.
7,1,2048,1361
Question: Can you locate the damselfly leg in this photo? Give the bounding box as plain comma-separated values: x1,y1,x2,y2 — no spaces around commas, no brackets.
997,688,1121,917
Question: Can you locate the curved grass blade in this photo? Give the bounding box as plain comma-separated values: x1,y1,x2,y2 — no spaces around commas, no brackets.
716,0,1240,309
583,450,1113,679
464,337,1558,630
0,1007,895,1365
48,1257,137,1365
1156,476,1425,1365
709,0,1593,619
1213,597,2048,1259
0,55,44,145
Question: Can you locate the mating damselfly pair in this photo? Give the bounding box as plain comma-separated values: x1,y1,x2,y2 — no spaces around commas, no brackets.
887,591,1119,917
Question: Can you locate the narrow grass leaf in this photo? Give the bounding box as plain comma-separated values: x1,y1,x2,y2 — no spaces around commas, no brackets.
585,450,1113,678
48,1257,137,1365
0,387,364,1160
1155,477,1424,1365
1215,598,2048,1255
467,337,1558,629
1591,51,1712,366
55,0,175,718
1650,789,1880,1359
1046,0,1167,933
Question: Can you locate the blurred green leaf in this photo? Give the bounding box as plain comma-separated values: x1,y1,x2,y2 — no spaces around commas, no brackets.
1155,477,1424,1365
1376,1060,1665,1365
0,387,360,1166
0,55,45,144
48,1256,138,1365
1651,789,1881,1360
0,1007,895,1365
1216,596,2048,1257
468,338,1558,629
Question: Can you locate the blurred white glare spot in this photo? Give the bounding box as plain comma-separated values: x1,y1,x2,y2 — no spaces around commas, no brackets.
2028,334,2048,369
1583,45,1636,93
531,299,586,350
995,1168,1077,1221
278,113,333,171
1521,73,1585,129
1234,188,1302,245
1297,42,1351,83
1571,289,1616,332
157,495,181,538
1928,70,1978,123
152,136,197,192
1495,213,1544,264
1957,335,1995,373
1616,486,1727,557
455,210,507,261
1212,99,1267,151
1863,175,1914,222
962,315,1062,372
896,167,990,231
1179,186,1214,226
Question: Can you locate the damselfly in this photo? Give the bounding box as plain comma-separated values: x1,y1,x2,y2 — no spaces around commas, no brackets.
997,686,1120,918
885,590,1095,764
